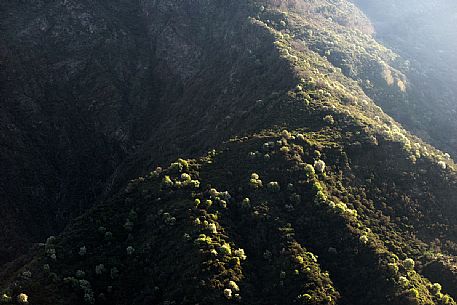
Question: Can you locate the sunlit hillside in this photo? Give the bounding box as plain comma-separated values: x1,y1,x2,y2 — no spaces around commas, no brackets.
1,0,457,304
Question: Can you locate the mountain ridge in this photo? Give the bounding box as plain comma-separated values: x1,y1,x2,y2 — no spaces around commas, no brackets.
2,0,457,304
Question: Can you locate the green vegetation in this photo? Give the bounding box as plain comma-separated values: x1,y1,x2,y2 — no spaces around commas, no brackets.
1,1,457,305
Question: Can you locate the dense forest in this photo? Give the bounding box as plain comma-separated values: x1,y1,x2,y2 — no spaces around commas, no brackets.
1,0,457,304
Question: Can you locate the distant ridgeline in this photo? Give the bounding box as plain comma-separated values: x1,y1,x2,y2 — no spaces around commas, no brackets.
1,0,457,304
350,0,457,159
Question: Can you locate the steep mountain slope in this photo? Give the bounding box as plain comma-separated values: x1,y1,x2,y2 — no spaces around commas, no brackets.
0,0,293,262
2,0,457,304
350,0,457,157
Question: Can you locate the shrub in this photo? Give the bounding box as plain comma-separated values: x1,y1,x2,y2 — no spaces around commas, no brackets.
162,176,174,187
228,281,240,292
438,161,447,170
408,288,419,298
359,235,369,244
46,236,56,244
387,262,399,275
242,198,250,207
209,188,220,199
304,164,316,177
431,283,442,295
21,271,32,279
163,213,176,226
84,292,95,304
188,180,200,188
109,267,119,280
224,288,232,299
323,115,335,125
208,223,217,234
234,248,247,260
267,181,281,192
250,173,263,189
314,160,326,173
399,276,409,288
219,243,232,255
300,294,312,301
123,219,134,231
43,264,50,273
17,293,28,304
126,246,135,255
281,129,292,140
181,173,191,181
169,158,189,173
63,276,79,288
263,250,272,260
1,294,12,303
403,258,415,270
195,234,212,245
442,295,453,304
79,246,87,256
95,264,105,275
280,146,290,153
104,232,113,241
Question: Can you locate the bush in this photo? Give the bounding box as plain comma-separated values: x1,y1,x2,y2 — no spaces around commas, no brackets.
387,262,399,275
431,283,442,295
228,281,240,292
438,161,447,170
408,288,419,298
95,264,105,275
219,243,232,255
403,258,415,270
79,246,87,256
208,223,217,234
267,181,281,192
17,293,28,304
250,173,263,189
110,267,119,279
224,288,232,299
314,160,326,173
242,198,250,207
181,173,191,181
398,276,409,288
234,248,247,260
162,176,174,187
1,294,12,303
323,115,335,125
304,164,316,177
126,246,135,255
281,129,292,140
359,235,369,244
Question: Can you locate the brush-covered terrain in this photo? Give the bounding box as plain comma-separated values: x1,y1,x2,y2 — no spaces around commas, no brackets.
1,0,457,304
